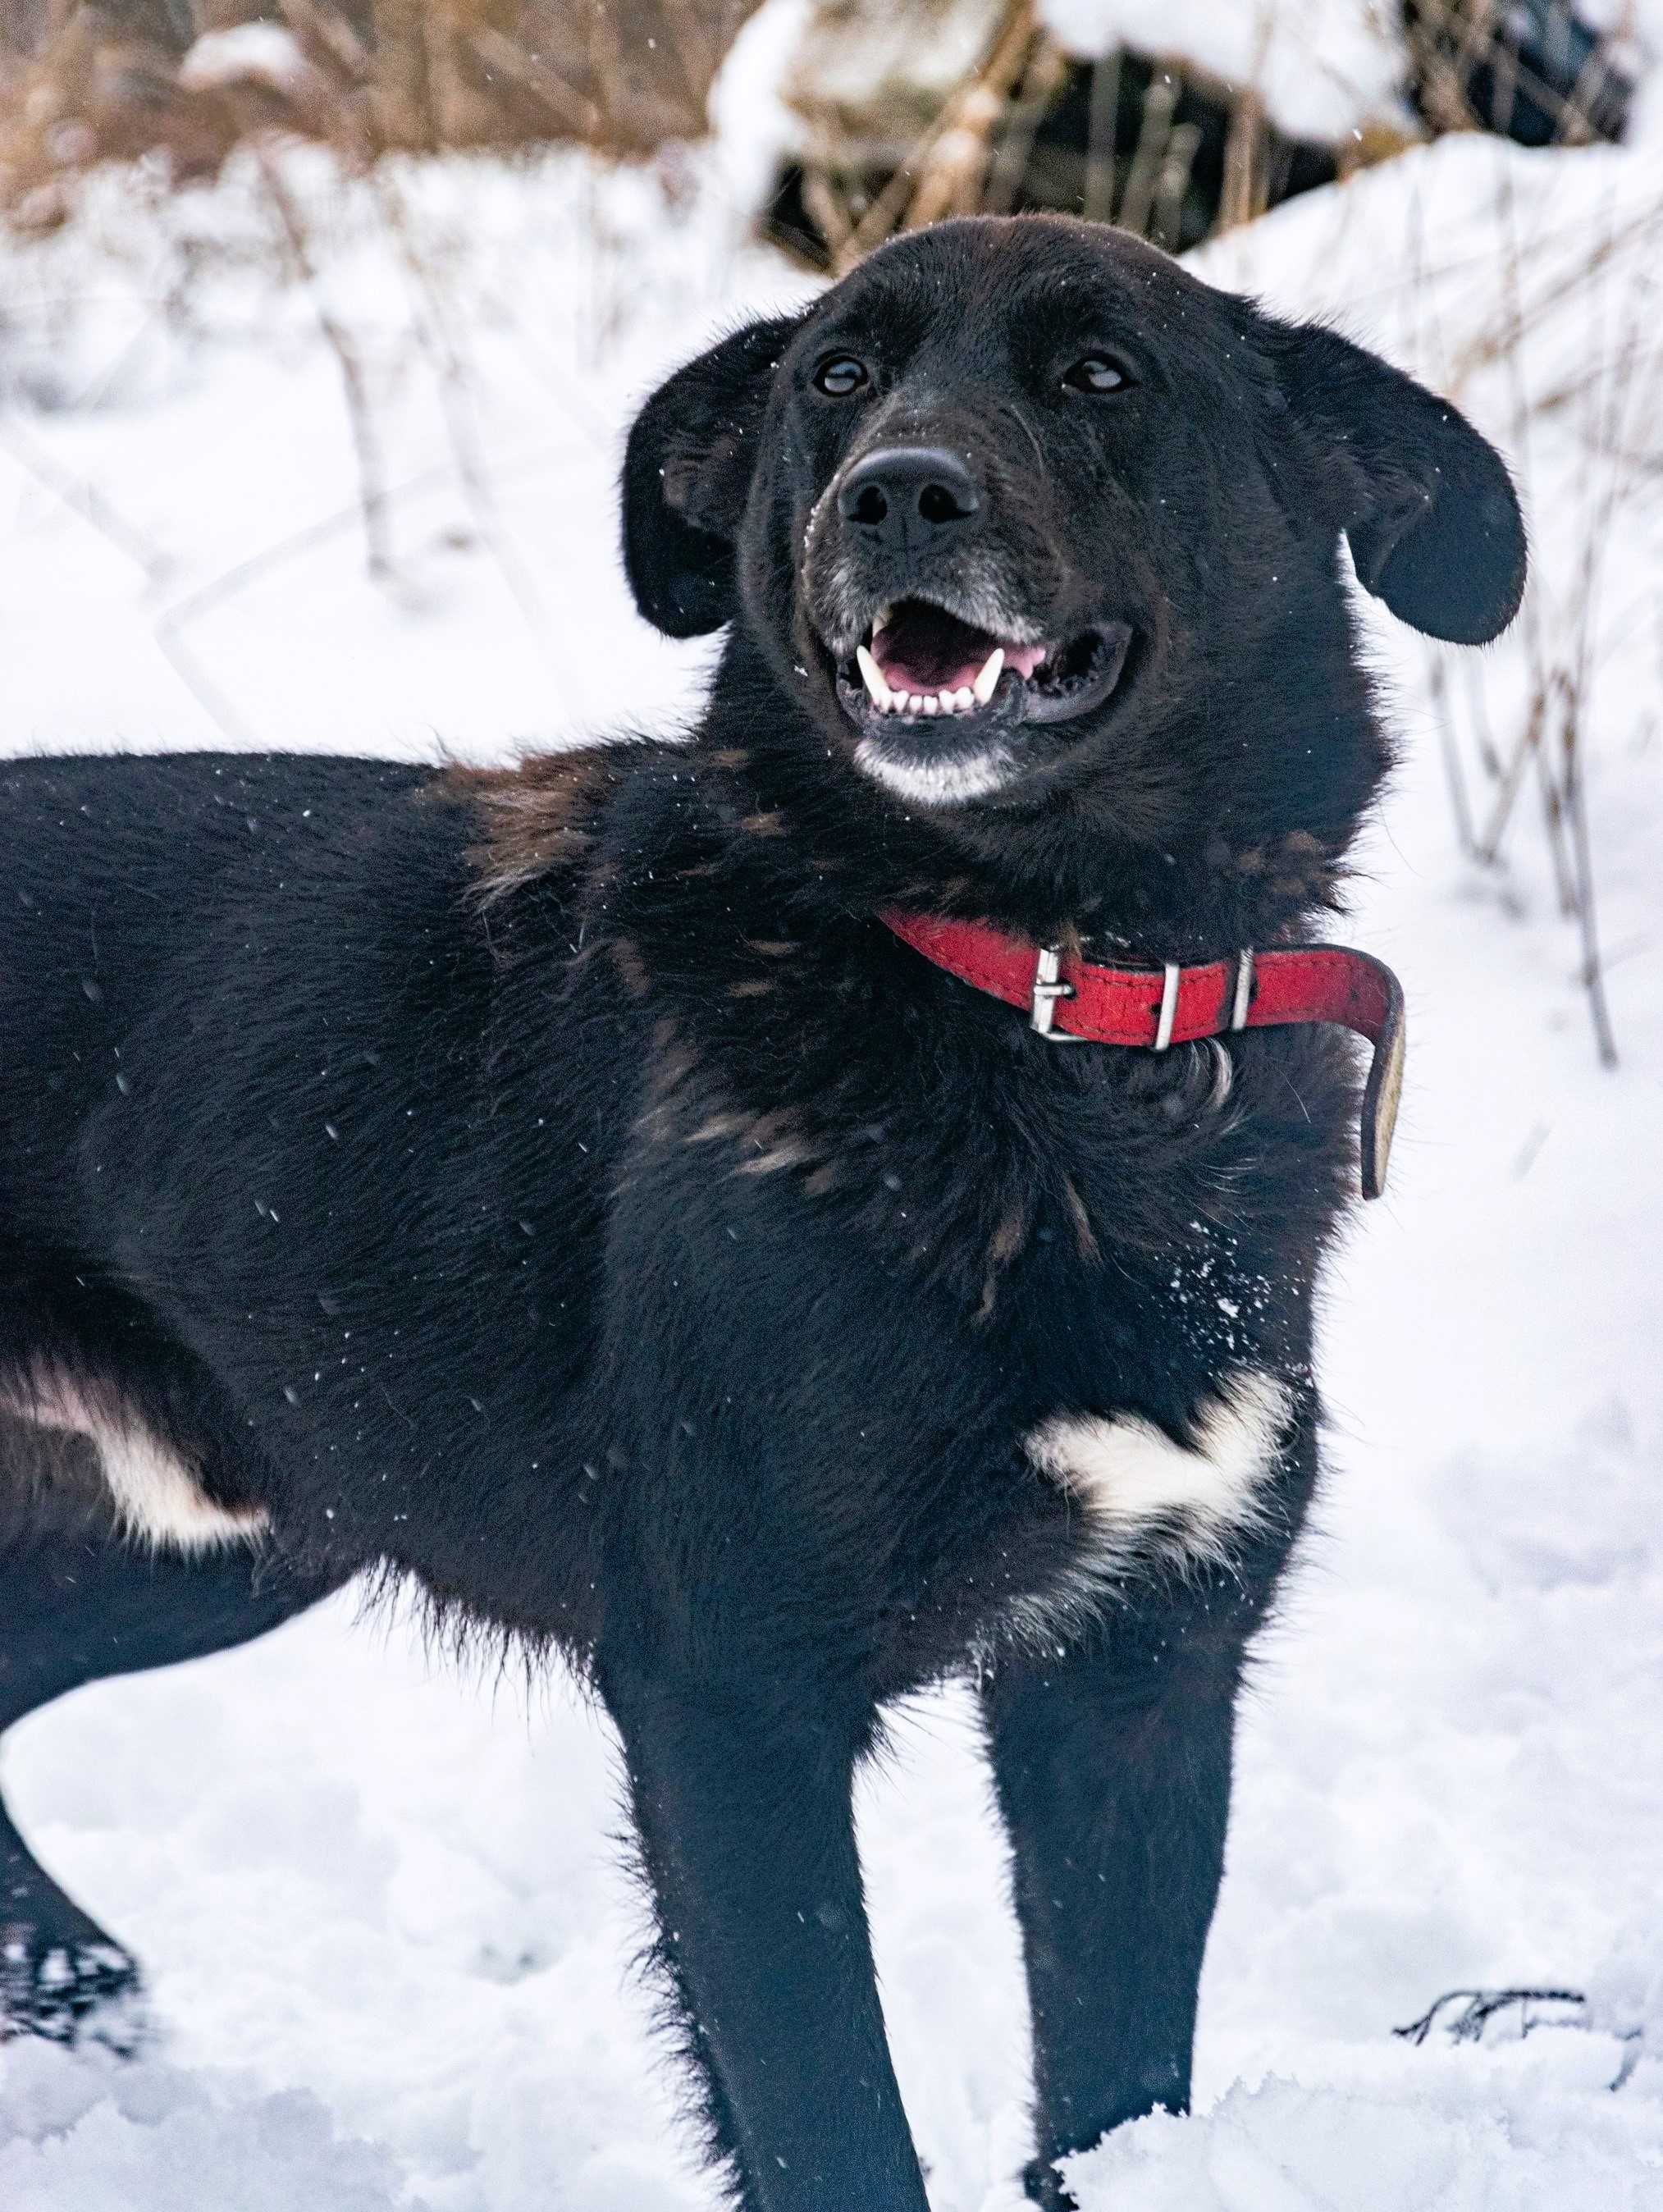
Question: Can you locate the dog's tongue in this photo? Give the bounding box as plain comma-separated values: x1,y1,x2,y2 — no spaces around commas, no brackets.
871,603,1047,694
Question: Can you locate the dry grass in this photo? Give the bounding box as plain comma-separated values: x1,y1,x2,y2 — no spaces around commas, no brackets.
2,3,1637,252
771,0,1638,272
1403,162,1663,1068
0,0,758,231
1402,0,1635,148
781,0,1393,273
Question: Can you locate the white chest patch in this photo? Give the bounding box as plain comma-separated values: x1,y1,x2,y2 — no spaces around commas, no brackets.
2,1373,268,1554
1024,1369,1293,1570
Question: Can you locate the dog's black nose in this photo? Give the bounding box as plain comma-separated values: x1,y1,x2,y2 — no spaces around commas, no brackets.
836,448,982,553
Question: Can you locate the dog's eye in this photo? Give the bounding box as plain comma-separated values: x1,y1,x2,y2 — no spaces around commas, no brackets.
1062,355,1131,395
813,354,870,399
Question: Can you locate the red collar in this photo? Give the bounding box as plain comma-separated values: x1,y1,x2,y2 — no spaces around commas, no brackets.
880,910,1405,1200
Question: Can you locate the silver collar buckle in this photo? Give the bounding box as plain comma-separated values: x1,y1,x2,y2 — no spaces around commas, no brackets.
1030,945,1084,1041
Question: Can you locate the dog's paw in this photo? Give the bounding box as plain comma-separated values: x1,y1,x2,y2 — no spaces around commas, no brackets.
1021,2153,1077,2209
1,1927,147,2055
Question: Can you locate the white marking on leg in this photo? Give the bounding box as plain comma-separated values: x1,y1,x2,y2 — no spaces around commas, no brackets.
94,1416,268,1552
1025,1369,1293,1561
2,1373,267,1552
990,1370,1294,1656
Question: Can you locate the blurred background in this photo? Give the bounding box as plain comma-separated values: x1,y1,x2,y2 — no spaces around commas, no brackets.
2,8,1662,2210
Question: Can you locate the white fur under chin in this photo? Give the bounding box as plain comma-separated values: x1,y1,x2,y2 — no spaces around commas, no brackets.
852,738,1017,807
2,1376,268,1552
1025,1369,1293,1567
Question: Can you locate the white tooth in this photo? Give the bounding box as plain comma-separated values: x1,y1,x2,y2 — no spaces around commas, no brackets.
953,686,975,712
893,690,912,715
922,695,939,716
971,648,1004,706
856,643,891,711
939,689,957,715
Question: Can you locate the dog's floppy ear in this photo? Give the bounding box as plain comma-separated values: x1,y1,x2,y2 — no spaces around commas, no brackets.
1270,319,1527,645
621,313,806,638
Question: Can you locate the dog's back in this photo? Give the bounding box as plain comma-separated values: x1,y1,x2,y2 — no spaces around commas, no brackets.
0,752,436,1209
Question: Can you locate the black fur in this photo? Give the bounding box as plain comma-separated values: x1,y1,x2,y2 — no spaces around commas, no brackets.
0,217,1523,2205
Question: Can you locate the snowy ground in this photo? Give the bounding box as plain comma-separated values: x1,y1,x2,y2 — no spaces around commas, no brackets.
2,135,1662,2210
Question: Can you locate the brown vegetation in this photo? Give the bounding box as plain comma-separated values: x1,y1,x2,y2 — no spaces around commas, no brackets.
0,0,760,229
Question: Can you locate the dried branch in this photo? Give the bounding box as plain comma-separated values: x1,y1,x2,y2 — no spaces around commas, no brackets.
256,143,394,580
0,418,172,583
1395,1986,1586,2047
1395,1983,1642,2091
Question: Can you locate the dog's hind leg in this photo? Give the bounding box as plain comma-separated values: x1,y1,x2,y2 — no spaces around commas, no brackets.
0,1436,341,2048
600,1661,932,2212
980,1620,1246,2207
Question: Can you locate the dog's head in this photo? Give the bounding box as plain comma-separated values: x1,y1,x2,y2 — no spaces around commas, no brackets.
622,217,1524,902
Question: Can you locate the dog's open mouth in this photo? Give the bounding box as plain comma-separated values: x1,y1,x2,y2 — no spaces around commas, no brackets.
831,606,1132,805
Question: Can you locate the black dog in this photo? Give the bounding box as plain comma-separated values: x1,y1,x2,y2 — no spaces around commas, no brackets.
0,216,1523,2206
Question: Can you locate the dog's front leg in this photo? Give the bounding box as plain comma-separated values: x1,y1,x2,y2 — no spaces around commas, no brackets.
980,1625,1245,2206
601,1662,931,2212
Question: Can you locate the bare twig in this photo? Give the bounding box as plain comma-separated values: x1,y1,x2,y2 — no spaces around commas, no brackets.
0,418,172,583
1117,68,1177,240
1083,48,1122,226
371,165,578,720
1395,1986,1586,2047
1152,121,1202,252
464,27,605,141
256,144,394,579
152,437,582,648
798,168,858,264
835,0,1035,269
1424,651,1477,857
1395,1983,1642,2091
981,30,1068,216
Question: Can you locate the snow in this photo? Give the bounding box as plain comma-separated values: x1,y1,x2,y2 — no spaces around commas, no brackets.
1064,2058,1663,2211
708,0,820,215
1583,0,1663,61
1038,0,1663,146
718,0,1408,160
177,25,314,97
1036,1,1407,141
4,134,1663,2208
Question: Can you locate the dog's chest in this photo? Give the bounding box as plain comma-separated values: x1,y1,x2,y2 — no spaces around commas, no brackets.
956,1208,1303,1634
619,999,1313,1648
